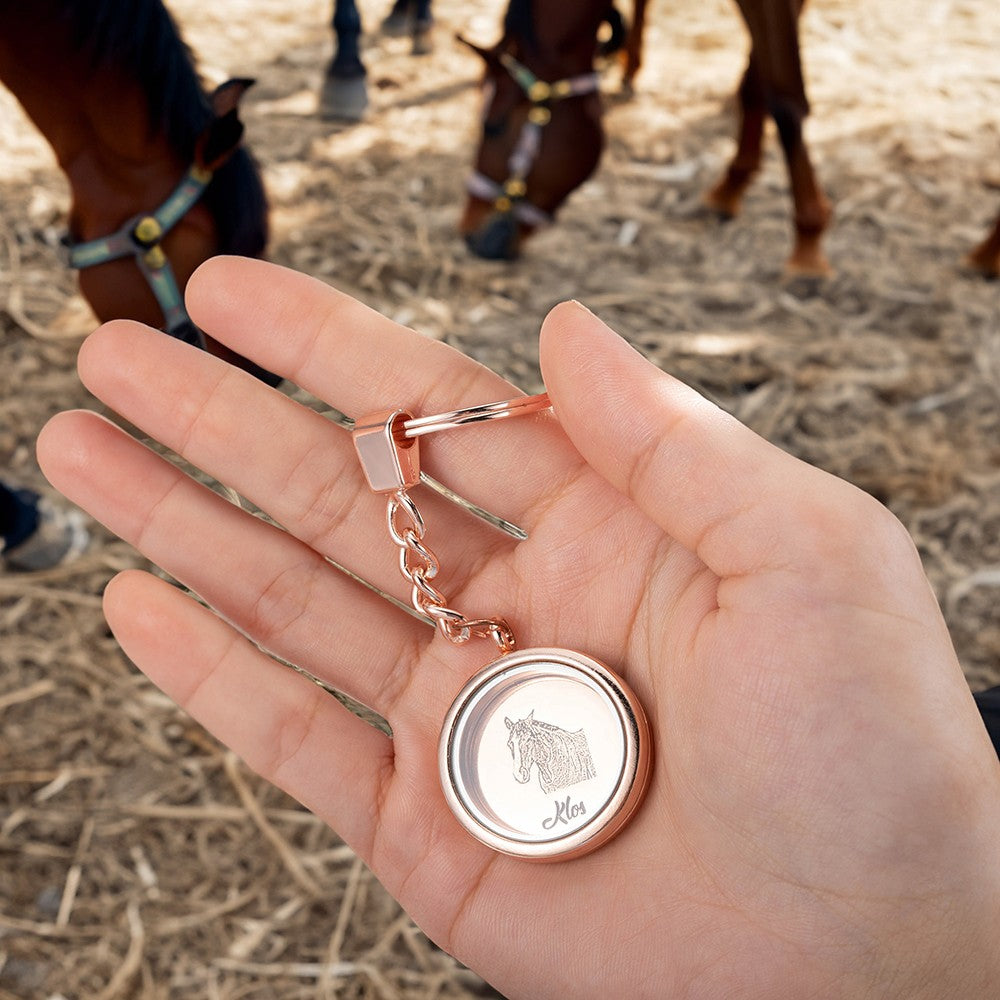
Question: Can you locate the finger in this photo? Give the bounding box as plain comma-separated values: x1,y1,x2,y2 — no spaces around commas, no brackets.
106,572,521,945
101,569,391,858
74,321,514,606
184,257,579,528
36,409,440,721
538,301,894,584
186,256,506,419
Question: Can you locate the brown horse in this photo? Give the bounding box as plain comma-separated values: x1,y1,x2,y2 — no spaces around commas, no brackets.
0,0,277,382
460,0,832,276
459,0,608,261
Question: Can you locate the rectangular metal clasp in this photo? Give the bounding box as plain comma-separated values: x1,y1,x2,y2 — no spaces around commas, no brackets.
352,409,421,494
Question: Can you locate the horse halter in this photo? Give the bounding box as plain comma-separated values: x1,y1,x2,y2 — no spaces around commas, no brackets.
65,163,215,348
467,52,600,228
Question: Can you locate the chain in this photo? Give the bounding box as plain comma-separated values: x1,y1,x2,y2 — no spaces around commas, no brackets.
386,489,516,654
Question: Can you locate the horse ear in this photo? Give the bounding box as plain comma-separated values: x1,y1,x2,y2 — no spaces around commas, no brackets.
504,716,513,729
455,33,502,69
598,5,627,59
210,77,255,118
527,709,534,721
196,78,255,171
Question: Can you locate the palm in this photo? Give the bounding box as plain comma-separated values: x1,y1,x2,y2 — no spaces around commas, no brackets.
39,258,1000,999
381,480,933,995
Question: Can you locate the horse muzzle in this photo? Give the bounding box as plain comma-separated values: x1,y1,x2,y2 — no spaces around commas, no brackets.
464,210,523,261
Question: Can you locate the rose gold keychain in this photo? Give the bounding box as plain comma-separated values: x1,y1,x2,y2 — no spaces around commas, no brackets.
353,393,651,861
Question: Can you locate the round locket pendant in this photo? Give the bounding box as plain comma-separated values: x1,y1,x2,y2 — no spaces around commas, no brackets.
439,648,652,861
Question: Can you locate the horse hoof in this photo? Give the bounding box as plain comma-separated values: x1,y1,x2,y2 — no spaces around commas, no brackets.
701,187,741,220
319,73,368,122
380,11,410,36
961,250,1000,279
783,255,833,282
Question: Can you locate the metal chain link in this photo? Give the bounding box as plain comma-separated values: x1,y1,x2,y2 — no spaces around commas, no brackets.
386,489,516,654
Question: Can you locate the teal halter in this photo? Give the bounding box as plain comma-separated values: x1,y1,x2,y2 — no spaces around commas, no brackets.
66,163,214,347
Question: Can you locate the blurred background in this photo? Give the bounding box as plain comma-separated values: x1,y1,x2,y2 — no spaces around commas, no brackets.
1,0,998,996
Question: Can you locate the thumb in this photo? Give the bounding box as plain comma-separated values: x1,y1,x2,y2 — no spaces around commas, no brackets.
538,301,878,581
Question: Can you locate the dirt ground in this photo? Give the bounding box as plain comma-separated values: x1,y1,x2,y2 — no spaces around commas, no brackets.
2,0,999,997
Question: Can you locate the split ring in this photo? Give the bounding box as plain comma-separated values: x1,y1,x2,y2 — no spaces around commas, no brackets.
399,392,551,439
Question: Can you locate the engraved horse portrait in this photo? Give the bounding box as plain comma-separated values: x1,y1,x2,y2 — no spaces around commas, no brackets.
504,710,596,794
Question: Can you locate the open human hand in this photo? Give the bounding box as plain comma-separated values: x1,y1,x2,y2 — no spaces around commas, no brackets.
37,257,1000,998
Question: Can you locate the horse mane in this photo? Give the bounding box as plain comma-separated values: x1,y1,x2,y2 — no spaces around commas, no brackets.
522,717,584,739
60,0,267,257
531,718,564,733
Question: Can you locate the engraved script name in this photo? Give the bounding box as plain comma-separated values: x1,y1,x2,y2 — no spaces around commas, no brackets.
542,795,587,830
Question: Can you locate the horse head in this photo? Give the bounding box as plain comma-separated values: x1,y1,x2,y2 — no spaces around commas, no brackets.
458,0,612,260
505,710,539,783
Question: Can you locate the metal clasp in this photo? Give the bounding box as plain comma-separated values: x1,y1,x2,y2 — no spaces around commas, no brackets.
352,409,420,494
352,392,550,495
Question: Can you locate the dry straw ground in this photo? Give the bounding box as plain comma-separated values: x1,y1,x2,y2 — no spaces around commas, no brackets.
2,0,999,997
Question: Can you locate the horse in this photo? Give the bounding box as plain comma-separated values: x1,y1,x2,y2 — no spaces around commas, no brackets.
505,710,597,794
321,0,434,122
460,0,833,276
0,0,279,383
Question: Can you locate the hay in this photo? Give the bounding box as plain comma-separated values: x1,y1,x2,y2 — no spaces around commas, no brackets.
2,0,999,996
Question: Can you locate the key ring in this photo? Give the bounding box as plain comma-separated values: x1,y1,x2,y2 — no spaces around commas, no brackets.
400,392,552,438
353,391,651,862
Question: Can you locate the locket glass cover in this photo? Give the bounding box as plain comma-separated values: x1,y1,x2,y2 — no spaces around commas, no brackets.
439,648,651,861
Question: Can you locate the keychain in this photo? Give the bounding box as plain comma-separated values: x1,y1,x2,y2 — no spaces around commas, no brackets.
353,393,651,861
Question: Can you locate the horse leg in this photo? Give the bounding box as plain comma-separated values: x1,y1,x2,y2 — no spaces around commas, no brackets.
411,0,433,56
321,0,369,122
771,91,833,277
380,0,412,37
965,209,1000,278
703,60,767,219
622,0,649,92
381,0,432,54
733,0,831,276
770,95,831,276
